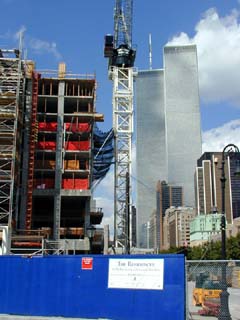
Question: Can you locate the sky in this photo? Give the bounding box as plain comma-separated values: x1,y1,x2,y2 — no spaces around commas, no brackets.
1,0,240,234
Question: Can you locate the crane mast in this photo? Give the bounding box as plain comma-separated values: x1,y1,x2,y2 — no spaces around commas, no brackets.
104,0,136,252
114,0,133,49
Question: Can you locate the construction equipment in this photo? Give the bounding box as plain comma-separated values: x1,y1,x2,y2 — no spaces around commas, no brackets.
193,273,222,309
0,48,24,254
104,0,136,252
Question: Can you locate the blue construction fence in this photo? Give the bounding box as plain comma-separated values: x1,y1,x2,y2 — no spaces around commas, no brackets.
0,254,185,319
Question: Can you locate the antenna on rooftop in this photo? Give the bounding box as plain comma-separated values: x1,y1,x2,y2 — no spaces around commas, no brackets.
18,28,25,59
149,33,152,70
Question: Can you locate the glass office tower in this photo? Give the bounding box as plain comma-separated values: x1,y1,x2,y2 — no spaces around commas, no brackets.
164,45,202,206
136,69,167,247
136,45,202,247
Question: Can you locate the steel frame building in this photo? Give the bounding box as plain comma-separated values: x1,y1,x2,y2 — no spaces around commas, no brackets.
0,49,105,255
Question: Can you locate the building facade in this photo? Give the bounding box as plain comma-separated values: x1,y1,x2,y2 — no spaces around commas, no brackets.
136,45,202,246
0,52,105,254
163,207,196,250
156,180,183,250
164,45,202,206
195,152,240,224
190,213,222,247
190,215,240,247
136,69,167,247
149,210,157,250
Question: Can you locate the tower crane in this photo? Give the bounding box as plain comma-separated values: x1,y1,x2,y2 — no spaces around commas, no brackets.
104,0,136,252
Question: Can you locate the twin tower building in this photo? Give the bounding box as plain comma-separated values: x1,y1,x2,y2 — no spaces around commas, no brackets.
136,45,202,247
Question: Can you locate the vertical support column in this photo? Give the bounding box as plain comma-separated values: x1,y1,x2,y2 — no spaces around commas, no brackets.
125,171,130,254
114,133,117,246
6,55,23,254
113,67,134,250
19,79,32,229
53,81,64,240
25,72,39,230
85,116,93,234
103,224,109,255
84,200,91,234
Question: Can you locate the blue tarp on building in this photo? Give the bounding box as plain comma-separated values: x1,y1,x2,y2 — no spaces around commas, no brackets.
93,125,114,181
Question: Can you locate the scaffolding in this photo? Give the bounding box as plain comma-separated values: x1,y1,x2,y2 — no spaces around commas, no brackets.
0,49,24,253
25,71,39,230
0,55,105,255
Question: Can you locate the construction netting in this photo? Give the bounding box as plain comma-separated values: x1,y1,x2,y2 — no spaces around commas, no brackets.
93,125,114,181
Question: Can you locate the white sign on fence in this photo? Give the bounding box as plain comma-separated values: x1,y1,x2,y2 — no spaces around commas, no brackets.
108,258,164,290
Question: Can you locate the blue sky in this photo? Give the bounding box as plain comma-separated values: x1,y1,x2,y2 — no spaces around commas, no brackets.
1,0,240,232
1,0,239,132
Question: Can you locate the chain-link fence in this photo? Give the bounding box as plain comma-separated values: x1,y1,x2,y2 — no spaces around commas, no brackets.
186,260,240,320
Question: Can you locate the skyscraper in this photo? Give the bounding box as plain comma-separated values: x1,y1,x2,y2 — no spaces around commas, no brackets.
195,152,240,223
155,180,183,250
136,44,202,247
164,45,202,205
136,69,167,247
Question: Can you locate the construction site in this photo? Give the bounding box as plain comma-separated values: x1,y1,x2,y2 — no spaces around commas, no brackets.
0,0,135,257
0,48,114,255
1,1,240,320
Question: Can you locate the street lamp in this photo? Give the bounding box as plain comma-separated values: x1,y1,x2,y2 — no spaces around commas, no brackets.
218,143,240,320
87,225,96,253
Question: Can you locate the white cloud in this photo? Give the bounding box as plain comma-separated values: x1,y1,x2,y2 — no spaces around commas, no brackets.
95,195,113,219
95,193,114,236
94,143,137,239
14,25,26,41
95,168,114,195
94,169,114,236
101,216,114,238
98,119,240,239
28,38,62,60
167,8,240,107
202,119,240,152
95,7,240,238
7,26,62,61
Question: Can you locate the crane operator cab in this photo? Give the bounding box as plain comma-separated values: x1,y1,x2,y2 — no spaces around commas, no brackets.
112,44,136,67
104,35,136,68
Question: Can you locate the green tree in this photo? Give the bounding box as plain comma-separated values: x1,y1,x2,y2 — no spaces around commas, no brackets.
227,233,240,259
159,233,240,260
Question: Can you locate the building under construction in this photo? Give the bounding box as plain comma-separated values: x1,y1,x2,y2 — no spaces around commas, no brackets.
0,48,110,255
